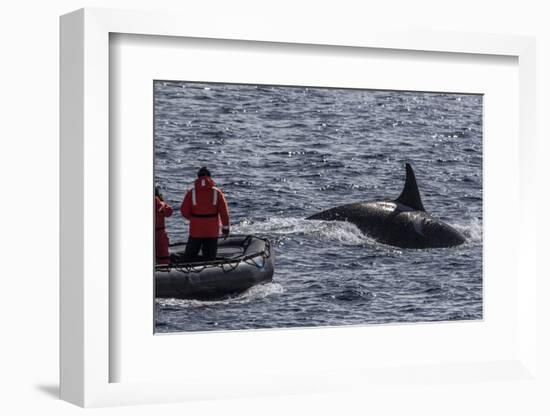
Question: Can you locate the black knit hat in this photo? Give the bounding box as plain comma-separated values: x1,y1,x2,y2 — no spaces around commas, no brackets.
197,166,211,177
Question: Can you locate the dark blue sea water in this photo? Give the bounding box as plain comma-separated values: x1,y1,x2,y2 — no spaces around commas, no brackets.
154,81,483,333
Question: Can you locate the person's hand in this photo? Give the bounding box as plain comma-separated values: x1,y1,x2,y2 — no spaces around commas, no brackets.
222,228,230,240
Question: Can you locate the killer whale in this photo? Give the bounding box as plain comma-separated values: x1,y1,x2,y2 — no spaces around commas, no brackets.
307,163,466,249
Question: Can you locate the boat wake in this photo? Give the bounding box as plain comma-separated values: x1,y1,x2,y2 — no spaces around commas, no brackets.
156,282,284,308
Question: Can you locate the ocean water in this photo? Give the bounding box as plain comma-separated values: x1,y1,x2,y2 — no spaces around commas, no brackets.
154,81,483,333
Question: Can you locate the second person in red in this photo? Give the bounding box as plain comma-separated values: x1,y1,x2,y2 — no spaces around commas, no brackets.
155,186,173,265
180,167,230,261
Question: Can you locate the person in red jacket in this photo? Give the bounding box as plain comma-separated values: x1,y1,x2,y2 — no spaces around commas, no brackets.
155,186,173,265
180,167,230,261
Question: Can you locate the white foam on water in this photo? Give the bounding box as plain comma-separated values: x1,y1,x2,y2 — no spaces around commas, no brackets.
234,216,371,246
453,217,482,244
156,282,284,309
239,281,285,300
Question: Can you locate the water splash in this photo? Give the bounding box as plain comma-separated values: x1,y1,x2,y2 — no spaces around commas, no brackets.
453,217,482,243
234,216,371,246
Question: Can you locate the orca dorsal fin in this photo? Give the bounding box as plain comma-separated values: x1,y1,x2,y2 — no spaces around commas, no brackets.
394,163,425,211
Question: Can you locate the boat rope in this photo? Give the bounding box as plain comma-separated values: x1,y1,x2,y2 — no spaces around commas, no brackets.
156,236,271,275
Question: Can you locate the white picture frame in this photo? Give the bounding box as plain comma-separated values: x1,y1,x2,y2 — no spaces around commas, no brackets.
60,7,538,408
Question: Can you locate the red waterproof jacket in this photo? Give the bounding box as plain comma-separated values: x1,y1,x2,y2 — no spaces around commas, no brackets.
180,177,230,238
155,196,173,264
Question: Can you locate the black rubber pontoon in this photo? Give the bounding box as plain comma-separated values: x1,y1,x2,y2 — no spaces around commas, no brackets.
155,235,274,300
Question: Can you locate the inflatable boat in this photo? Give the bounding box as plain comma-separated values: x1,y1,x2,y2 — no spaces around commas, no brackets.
155,235,274,300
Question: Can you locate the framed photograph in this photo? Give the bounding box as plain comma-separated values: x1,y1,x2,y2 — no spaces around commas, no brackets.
152,80,482,334
60,8,538,407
